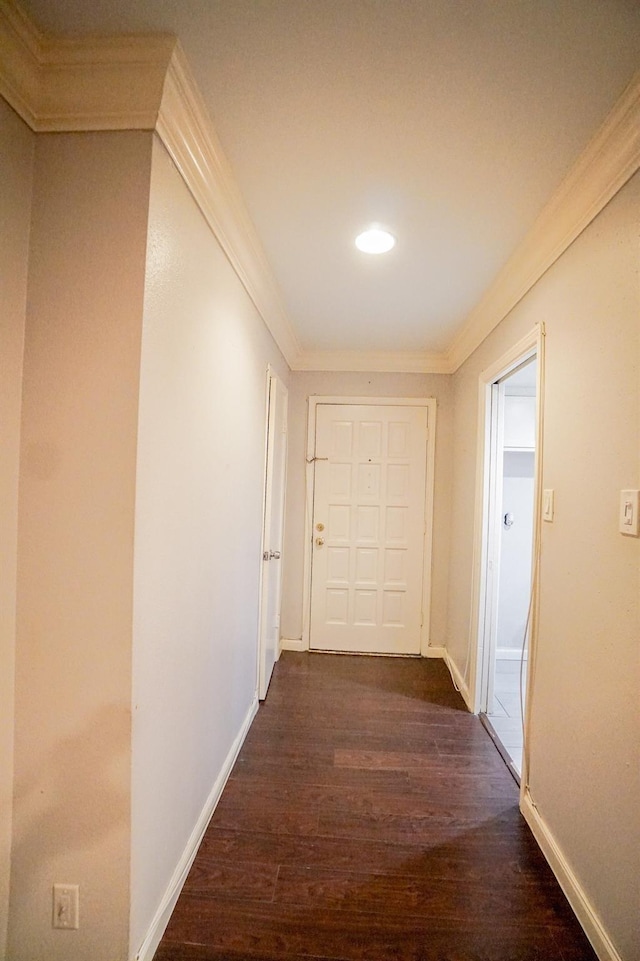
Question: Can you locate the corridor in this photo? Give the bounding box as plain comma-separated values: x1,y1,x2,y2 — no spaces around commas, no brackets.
155,653,595,961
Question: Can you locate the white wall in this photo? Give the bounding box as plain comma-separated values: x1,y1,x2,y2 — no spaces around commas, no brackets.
0,99,34,960
281,371,452,649
446,171,640,958
9,131,152,961
130,136,289,955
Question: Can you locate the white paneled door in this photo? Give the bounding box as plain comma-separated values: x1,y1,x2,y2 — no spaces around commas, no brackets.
310,403,430,654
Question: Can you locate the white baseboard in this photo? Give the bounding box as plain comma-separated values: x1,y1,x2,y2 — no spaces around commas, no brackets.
280,637,307,652
520,790,622,961
444,650,473,711
135,694,259,961
424,645,445,658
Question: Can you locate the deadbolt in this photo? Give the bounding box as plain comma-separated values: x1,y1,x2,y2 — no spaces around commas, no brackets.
315,522,325,532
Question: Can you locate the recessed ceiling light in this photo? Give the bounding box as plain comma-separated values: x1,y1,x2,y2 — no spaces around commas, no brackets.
355,226,396,254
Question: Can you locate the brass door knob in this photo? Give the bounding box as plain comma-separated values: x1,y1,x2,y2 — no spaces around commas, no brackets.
315,537,325,547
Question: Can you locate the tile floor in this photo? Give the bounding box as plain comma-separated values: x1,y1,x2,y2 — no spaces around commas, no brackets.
487,657,527,775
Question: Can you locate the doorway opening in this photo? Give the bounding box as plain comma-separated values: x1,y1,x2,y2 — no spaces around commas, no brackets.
468,326,544,788
479,358,537,780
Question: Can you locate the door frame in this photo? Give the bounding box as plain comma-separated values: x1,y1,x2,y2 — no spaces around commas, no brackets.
301,396,437,655
480,378,507,715
257,366,288,699
467,326,545,788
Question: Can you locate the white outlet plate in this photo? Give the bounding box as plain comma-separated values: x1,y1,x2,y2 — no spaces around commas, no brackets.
52,884,79,930
619,490,640,536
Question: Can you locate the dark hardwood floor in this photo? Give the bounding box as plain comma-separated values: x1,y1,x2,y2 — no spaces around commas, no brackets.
155,652,597,961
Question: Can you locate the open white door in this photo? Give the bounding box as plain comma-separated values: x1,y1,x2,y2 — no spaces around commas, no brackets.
258,371,288,699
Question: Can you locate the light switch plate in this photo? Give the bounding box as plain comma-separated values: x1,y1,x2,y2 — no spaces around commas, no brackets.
619,490,640,536
52,884,79,929
543,489,554,522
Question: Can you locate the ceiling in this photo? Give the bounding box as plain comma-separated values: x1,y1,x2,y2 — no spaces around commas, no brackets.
20,0,640,357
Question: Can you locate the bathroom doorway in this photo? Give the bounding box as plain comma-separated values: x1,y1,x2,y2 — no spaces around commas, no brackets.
474,352,538,781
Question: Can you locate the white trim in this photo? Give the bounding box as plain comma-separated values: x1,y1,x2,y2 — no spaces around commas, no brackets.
467,327,542,715
36,35,173,132
156,44,302,369
481,381,505,713
280,637,307,653
257,365,273,697
301,418,315,651
294,349,452,375
303,395,437,657
447,71,640,371
0,0,43,128
257,371,288,698
307,395,437,408
0,3,174,131
521,791,623,961
443,650,472,711
424,645,445,659
420,402,437,656
134,694,259,961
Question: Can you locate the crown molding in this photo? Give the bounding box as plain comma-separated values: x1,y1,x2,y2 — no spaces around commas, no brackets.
0,0,42,126
0,0,302,367
37,34,175,131
447,70,640,372
0,0,174,130
2,0,638,376
293,348,452,374
156,43,302,367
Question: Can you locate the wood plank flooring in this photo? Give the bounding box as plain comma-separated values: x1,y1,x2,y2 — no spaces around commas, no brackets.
155,652,597,961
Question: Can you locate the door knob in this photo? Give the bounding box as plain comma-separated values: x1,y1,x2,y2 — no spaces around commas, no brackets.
315,537,325,547
270,550,281,559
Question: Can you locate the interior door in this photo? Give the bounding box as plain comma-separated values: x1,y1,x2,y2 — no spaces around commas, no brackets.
258,372,288,698
310,403,429,654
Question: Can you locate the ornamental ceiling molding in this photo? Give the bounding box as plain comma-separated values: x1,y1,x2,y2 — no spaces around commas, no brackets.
446,68,640,372
1,0,638,374
295,349,452,375
0,0,302,368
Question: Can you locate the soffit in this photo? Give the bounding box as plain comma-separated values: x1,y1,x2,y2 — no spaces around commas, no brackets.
18,0,640,358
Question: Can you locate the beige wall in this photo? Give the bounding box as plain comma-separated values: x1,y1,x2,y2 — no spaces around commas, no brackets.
446,171,640,958
281,371,452,648
9,131,152,961
130,137,290,954
4,123,292,959
0,100,34,959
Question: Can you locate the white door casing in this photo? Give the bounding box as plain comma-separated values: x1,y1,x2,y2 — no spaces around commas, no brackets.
308,400,435,655
258,370,288,698
467,325,544,797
